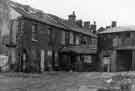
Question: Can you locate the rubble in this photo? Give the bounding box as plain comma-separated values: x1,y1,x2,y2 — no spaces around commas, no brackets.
103,72,135,91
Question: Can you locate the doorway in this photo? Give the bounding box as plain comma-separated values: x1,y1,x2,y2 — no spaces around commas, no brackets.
117,50,132,71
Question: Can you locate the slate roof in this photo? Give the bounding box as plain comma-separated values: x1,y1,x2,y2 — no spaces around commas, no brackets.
48,14,97,37
9,1,66,29
99,26,135,34
9,1,97,38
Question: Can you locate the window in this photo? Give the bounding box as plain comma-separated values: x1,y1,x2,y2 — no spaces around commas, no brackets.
47,50,52,56
87,37,91,45
61,31,65,45
54,52,59,67
75,35,80,45
80,36,87,45
48,28,55,45
32,24,37,41
10,20,18,44
69,32,74,44
47,28,51,35
90,38,97,48
31,47,38,60
20,20,23,30
125,32,130,38
65,31,70,45
84,56,92,64
20,20,24,34
113,36,119,47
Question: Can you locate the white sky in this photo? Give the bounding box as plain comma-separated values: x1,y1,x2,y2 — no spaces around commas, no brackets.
12,0,135,28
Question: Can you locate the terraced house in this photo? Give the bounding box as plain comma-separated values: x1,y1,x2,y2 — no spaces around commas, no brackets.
0,0,97,72
98,22,135,72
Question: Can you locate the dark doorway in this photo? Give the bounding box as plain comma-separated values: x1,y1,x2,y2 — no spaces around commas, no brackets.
117,50,132,71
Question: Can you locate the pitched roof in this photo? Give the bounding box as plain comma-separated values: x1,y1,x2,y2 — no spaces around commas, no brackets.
99,26,135,34
9,1,66,29
9,1,97,38
48,14,97,37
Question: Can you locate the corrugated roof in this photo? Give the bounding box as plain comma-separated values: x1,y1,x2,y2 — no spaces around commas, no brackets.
99,26,135,34
9,1,97,38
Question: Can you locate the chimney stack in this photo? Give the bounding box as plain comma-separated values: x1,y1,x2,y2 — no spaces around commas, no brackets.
84,21,90,29
106,26,111,29
111,21,117,27
90,21,97,33
68,11,76,23
76,20,83,27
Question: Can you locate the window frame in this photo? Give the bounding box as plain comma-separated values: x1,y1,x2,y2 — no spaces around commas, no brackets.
32,23,38,41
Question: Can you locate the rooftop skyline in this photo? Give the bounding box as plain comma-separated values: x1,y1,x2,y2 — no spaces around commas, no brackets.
12,0,135,28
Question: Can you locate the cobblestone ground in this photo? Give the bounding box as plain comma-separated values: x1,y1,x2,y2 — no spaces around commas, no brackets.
0,72,134,91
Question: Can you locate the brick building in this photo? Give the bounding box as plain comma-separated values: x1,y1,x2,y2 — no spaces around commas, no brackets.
98,22,135,72
0,0,97,72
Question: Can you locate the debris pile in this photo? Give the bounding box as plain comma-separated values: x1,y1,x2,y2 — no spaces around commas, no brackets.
99,72,135,91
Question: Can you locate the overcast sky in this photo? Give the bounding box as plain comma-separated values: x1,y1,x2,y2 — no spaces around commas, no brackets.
12,0,135,28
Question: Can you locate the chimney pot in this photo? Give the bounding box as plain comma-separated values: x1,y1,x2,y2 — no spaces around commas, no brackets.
76,20,83,27
84,21,90,29
111,21,117,27
90,21,97,33
94,21,96,25
68,11,76,23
